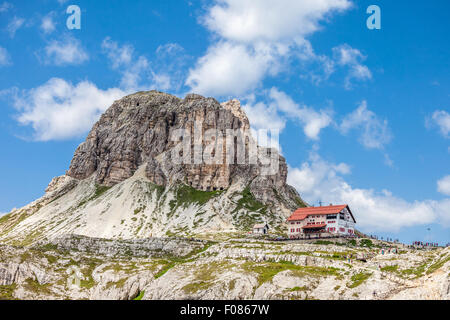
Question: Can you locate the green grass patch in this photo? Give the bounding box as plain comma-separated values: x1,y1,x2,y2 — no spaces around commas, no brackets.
235,187,267,213
289,286,308,292
242,260,341,286
105,278,127,289
77,185,111,208
359,239,374,248
347,272,372,288
24,278,52,296
181,261,234,294
381,265,399,273
232,187,270,231
314,240,333,245
426,255,450,275
172,184,223,209
0,284,17,300
401,261,429,278
134,206,146,215
154,261,176,279
133,290,145,300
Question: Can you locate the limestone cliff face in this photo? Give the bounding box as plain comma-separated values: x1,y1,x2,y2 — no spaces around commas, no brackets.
67,91,303,210
0,91,306,244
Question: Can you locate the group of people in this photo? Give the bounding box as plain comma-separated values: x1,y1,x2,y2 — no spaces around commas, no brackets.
379,247,397,255
412,241,439,247
368,235,399,243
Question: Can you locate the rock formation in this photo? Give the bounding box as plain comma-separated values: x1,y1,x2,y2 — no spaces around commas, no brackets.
0,91,306,245
1,236,448,300
67,91,300,207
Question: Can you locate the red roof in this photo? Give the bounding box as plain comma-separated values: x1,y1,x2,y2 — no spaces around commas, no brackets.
302,223,327,229
287,204,349,222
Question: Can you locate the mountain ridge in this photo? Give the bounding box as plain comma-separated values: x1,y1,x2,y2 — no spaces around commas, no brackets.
0,91,306,245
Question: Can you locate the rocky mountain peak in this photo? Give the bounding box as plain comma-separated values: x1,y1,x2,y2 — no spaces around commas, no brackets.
0,91,306,244
66,91,302,209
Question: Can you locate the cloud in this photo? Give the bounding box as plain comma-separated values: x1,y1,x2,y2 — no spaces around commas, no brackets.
428,110,450,138
437,175,450,196
187,0,352,96
287,151,450,231
154,43,191,92
296,39,336,85
269,88,332,140
41,13,56,34
242,88,332,141
0,2,12,12
5,39,190,141
102,37,134,69
243,97,286,133
102,38,189,92
202,0,351,44
9,78,125,141
186,41,276,97
40,36,89,66
294,41,372,89
340,100,392,149
332,44,372,89
0,46,11,66
6,16,25,38
102,37,152,91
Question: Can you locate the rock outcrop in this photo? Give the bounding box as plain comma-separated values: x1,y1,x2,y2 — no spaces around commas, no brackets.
67,91,301,208
0,91,306,245
1,237,448,300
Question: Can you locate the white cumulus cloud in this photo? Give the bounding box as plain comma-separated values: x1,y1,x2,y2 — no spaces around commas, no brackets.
186,41,275,97
10,78,125,141
428,110,450,139
5,38,191,141
187,0,352,96
437,175,450,196
333,44,372,89
288,151,450,231
102,37,189,92
269,88,332,140
102,37,134,69
340,100,392,149
242,88,332,141
40,36,89,66
203,0,351,44
243,98,286,133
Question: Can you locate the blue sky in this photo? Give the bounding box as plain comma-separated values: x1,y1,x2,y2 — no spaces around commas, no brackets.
0,0,449,244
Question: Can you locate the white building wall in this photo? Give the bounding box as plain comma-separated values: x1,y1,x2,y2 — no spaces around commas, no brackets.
288,209,356,238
